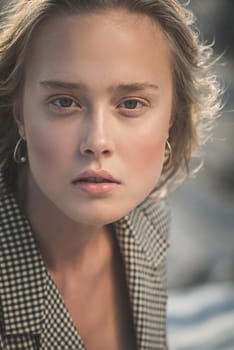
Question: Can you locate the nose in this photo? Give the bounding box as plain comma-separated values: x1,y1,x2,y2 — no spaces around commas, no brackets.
79,110,114,158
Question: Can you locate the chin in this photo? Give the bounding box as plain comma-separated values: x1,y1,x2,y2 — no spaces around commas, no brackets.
63,208,122,227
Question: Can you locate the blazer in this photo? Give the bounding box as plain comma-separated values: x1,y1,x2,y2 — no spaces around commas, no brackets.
0,171,170,350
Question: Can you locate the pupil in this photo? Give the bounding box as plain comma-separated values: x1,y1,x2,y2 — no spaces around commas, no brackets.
125,100,138,109
60,98,72,107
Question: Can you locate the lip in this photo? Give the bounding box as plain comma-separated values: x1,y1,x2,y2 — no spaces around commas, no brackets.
71,169,121,195
72,169,121,184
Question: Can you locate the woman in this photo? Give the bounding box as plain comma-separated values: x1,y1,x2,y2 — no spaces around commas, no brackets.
0,0,221,349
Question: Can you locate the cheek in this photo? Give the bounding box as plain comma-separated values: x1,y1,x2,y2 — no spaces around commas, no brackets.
121,133,166,205
132,137,165,176
123,118,169,178
25,120,72,169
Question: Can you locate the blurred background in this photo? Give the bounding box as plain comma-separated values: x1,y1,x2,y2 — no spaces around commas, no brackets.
167,1,234,349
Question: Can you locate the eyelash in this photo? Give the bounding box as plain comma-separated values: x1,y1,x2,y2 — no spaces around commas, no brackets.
118,99,147,110
49,97,80,109
48,96,148,115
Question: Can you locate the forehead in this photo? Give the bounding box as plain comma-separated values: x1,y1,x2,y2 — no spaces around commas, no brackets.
25,9,172,90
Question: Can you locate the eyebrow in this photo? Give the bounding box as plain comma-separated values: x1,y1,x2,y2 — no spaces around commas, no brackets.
40,80,88,91
39,80,159,93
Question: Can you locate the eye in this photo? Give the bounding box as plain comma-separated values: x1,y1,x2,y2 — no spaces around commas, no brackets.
51,97,79,108
119,99,145,110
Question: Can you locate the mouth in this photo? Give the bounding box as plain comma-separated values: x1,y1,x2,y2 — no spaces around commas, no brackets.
71,169,121,195
72,169,121,185
74,177,116,184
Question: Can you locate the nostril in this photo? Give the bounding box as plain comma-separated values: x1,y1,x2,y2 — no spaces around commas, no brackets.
83,149,94,155
80,142,113,156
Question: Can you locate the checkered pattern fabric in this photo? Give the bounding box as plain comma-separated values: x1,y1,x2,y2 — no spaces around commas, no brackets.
0,170,170,350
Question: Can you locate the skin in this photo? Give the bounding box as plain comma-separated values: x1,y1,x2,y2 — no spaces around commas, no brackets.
15,9,173,349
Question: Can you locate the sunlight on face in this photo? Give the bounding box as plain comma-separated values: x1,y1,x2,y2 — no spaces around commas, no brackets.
21,9,173,225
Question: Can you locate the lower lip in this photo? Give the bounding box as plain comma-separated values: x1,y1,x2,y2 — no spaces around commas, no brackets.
73,181,120,195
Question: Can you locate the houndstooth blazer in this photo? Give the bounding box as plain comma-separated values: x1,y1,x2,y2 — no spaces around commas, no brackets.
0,171,170,350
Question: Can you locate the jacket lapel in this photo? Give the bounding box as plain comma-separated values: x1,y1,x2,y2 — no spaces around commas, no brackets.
115,197,170,349
0,189,46,337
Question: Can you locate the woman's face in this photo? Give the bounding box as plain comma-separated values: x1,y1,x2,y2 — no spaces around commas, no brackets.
19,9,173,226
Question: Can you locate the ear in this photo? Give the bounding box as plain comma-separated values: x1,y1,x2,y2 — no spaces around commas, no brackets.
13,99,26,140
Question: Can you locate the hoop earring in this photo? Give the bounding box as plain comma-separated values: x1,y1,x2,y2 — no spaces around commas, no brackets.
164,140,172,169
13,138,27,164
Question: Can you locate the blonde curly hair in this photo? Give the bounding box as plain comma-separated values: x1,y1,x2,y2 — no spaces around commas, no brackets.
0,0,222,198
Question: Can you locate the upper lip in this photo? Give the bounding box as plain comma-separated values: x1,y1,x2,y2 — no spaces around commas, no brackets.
72,169,121,184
